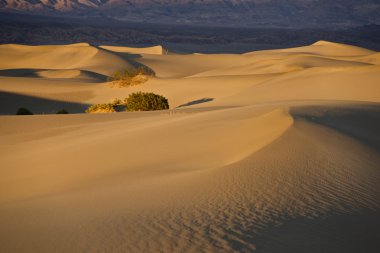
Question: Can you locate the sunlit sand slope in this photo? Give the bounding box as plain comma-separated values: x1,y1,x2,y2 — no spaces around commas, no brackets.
100,45,164,55
0,41,379,252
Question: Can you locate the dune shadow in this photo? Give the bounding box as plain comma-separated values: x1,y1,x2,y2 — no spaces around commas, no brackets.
96,47,156,76
78,70,108,82
115,52,156,76
250,211,380,253
109,52,143,61
290,104,380,152
0,91,90,115
0,68,108,82
0,68,40,78
177,98,214,108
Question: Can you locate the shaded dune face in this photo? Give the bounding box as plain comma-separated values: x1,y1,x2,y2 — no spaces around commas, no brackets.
0,41,380,252
0,43,134,76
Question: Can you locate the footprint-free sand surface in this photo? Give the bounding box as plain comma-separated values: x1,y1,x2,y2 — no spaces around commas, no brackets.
0,41,379,252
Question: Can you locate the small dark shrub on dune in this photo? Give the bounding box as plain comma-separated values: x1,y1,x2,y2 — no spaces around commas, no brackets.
16,107,33,115
56,109,69,114
125,92,169,111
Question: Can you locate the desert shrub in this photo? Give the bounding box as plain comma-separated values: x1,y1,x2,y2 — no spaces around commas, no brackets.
125,92,169,111
16,107,33,115
56,109,69,114
110,98,128,112
85,103,116,114
110,98,125,106
108,66,154,88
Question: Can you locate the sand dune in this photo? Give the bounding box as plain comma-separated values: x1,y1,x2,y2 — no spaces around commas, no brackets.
0,41,379,252
256,40,376,57
100,45,164,55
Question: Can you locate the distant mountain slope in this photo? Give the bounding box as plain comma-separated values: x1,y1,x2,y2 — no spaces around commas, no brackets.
1,12,380,53
1,0,380,28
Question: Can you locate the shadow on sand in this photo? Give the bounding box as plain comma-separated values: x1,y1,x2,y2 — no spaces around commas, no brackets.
251,211,380,253
0,91,90,115
96,46,156,76
290,103,380,152
0,68,108,82
177,98,214,108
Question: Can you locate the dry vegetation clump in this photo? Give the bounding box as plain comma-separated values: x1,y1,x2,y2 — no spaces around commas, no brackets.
110,98,124,106
56,109,69,114
16,107,33,115
125,92,169,111
108,66,154,88
85,103,116,114
86,92,169,113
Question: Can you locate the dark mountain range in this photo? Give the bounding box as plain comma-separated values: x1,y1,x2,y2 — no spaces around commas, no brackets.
1,12,380,53
1,0,380,28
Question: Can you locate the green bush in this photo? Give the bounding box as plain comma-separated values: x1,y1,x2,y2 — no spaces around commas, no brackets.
16,107,33,115
108,66,154,88
125,92,169,111
85,103,116,114
56,109,69,114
